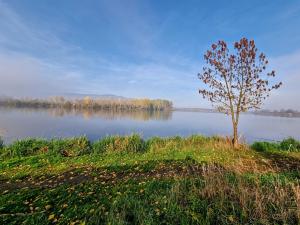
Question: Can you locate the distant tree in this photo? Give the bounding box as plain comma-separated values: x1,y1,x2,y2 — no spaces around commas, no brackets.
83,96,93,108
198,38,282,147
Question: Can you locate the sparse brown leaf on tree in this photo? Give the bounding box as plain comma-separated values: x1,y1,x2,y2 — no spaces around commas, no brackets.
198,38,282,147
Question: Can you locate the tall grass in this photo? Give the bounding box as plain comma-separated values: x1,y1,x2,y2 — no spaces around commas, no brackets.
0,135,224,160
92,134,147,154
166,165,300,224
0,136,91,159
1,135,299,161
252,137,300,152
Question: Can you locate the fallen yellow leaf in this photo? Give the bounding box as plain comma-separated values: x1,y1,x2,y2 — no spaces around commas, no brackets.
48,214,55,220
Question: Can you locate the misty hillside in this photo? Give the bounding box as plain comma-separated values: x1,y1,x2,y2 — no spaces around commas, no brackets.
62,93,128,100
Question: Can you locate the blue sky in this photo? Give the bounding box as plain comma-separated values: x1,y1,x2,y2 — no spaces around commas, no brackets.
0,0,300,108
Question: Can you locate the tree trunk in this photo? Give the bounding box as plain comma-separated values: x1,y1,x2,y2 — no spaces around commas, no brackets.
232,122,239,148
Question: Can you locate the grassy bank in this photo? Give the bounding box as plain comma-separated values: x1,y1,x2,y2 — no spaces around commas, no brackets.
1,135,300,224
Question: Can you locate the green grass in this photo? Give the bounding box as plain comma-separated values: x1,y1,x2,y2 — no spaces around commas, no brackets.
0,135,300,224
252,137,300,152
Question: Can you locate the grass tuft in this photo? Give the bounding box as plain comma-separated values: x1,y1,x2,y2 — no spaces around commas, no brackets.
252,137,300,152
92,134,147,154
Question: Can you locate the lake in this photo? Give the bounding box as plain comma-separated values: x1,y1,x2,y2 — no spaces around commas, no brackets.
0,107,299,144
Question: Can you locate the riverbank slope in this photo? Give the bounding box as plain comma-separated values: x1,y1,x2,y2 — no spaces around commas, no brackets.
1,135,299,224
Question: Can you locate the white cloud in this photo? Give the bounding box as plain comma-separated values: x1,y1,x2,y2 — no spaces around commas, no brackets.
263,50,300,110
0,53,84,97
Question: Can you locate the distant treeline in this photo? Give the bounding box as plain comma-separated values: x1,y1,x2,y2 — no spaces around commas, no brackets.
252,109,300,118
0,96,173,111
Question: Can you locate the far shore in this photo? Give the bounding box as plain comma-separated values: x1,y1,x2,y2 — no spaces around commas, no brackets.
173,107,300,118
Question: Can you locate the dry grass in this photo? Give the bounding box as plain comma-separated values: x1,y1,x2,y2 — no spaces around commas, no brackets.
169,164,300,224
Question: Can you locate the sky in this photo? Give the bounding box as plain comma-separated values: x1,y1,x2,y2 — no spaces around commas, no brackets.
0,0,300,109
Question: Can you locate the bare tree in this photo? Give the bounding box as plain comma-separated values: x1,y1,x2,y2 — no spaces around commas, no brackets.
198,38,282,147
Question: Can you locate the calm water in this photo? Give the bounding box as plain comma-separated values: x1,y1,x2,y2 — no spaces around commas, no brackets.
0,107,299,144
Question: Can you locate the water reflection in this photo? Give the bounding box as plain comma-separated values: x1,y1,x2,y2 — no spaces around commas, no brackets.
0,107,172,121
0,107,299,144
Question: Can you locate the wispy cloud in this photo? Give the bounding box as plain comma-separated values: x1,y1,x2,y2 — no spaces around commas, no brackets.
0,52,85,97
0,1,87,96
0,1,299,109
0,1,202,106
0,1,80,58
264,50,300,110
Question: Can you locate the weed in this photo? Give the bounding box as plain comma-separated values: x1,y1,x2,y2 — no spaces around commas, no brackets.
251,141,279,152
49,136,91,157
92,134,146,154
252,138,300,152
280,137,300,151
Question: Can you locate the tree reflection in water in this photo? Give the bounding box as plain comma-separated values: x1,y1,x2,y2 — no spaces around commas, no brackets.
0,107,172,121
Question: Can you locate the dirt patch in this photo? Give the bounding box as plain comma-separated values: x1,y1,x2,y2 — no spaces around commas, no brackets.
0,162,224,191
258,152,300,172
